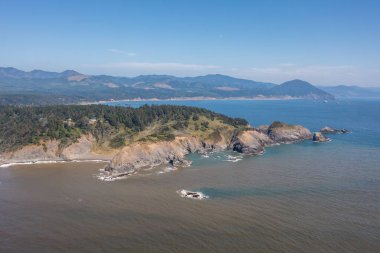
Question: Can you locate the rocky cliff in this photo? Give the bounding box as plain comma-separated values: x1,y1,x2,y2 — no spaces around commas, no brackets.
104,121,312,179
0,118,313,180
0,135,116,165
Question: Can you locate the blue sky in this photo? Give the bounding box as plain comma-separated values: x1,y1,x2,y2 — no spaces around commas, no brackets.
1,0,380,86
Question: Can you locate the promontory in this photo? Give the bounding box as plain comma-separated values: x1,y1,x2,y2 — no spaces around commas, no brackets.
0,104,313,179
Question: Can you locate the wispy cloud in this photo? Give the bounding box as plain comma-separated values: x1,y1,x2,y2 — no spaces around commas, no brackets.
227,64,378,86
86,61,219,71
107,49,137,56
82,61,220,76
81,61,380,86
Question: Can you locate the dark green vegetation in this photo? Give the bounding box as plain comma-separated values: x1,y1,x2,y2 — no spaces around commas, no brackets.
0,93,82,106
0,67,334,105
0,104,248,152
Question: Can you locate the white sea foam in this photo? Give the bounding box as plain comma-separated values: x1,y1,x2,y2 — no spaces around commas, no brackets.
157,166,177,175
177,189,209,200
224,155,243,163
96,173,130,182
0,159,108,168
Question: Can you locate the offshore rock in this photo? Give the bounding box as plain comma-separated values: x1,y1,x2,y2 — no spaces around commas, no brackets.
320,126,349,134
313,132,331,142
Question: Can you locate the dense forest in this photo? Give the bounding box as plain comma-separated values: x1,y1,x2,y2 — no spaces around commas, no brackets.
0,93,83,106
0,104,248,152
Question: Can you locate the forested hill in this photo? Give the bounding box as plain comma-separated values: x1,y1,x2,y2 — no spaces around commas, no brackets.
0,104,248,152
0,67,334,104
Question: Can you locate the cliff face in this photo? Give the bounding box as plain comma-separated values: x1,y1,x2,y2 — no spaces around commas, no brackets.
106,128,235,177
105,121,313,179
267,121,312,142
0,140,61,164
107,136,212,176
0,135,115,164
229,130,273,154
229,122,312,155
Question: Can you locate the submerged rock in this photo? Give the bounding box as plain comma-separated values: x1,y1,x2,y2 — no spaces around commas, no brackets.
320,126,349,134
313,132,331,142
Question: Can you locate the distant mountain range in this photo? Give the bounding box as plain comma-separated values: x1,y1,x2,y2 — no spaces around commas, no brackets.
0,67,336,105
319,85,380,98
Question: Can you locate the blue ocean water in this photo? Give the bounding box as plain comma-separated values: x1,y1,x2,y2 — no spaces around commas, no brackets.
1,99,379,252
108,99,380,147
108,99,380,199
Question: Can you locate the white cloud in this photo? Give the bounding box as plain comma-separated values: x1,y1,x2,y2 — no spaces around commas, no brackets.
107,49,137,56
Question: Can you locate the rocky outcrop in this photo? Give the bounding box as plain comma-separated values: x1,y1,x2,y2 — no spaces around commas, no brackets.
320,126,349,134
229,130,273,154
313,132,330,142
105,136,228,177
229,122,312,155
266,121,312,143
256,125,269,134
178,189,208,200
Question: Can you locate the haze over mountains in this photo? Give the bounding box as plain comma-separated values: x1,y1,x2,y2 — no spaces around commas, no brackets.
1,66,369,105
318,85,380,98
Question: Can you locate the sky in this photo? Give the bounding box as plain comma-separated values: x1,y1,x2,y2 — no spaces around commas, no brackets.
1,0,380,86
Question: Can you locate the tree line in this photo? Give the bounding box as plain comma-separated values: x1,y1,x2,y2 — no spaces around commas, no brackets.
0,104,248,152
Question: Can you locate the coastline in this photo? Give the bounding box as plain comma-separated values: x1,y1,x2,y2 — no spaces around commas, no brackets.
81,96,300,105
0,158,110,168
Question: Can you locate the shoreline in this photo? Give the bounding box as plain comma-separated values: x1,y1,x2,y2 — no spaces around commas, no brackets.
81,96,301,105
0,159,110,168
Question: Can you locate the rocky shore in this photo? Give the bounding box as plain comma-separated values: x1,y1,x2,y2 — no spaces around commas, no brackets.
103,121,312,180
2,121,350,181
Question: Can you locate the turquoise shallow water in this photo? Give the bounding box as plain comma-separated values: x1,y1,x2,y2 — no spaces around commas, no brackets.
1,99,379,252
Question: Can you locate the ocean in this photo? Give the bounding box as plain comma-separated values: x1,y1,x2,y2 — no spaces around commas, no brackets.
1,99,379,252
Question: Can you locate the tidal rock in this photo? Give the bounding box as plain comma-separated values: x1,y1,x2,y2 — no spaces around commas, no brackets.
313,132,330,142
320,126,349,134
178,189,208,200
267,121,312,143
